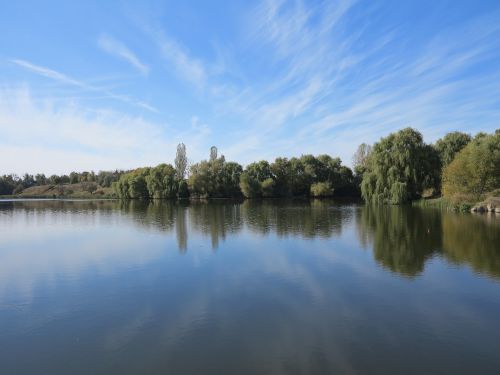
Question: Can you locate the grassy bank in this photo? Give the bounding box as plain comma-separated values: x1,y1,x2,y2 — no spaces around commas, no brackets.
413,197,473,212
414,191,500,213
1,183,116,199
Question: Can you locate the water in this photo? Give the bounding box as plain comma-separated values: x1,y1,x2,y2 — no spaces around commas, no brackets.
0,199,499,374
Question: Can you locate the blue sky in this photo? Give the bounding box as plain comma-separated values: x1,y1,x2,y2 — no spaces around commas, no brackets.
1,0,499,174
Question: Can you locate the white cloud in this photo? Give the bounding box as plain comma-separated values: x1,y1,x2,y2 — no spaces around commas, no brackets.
0,87,181,174
216,1,500,166
98,34,150,75
11,59,158,112
11,59,85,87
156,33,207,89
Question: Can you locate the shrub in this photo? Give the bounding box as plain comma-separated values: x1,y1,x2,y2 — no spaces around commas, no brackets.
310,182,334,197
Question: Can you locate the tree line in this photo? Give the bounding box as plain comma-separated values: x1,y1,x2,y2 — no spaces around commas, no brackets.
112,127,499,203
2,128,498,203
357,128,500,204
113,143,358,199
0,170,126,195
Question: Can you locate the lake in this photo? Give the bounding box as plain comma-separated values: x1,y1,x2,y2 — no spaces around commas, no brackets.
0,199,499,374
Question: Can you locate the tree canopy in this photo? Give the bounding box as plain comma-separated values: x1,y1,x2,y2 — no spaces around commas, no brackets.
239,155,355,198
442,132,500,201
361,128,440,204
434,131,471,167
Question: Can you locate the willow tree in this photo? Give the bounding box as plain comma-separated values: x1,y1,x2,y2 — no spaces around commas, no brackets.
361,127,439,204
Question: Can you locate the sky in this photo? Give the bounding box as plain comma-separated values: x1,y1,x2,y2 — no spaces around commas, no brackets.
1,0,499,175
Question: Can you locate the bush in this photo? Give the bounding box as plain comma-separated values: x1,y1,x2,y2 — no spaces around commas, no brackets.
310,182,334,197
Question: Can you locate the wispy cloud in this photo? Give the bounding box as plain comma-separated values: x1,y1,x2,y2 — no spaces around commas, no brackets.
98,34,149,75
0,86,208,174
156,33,207,89
214,0,500,165
4,1,500,173
11,59,158,112
11,59,85,87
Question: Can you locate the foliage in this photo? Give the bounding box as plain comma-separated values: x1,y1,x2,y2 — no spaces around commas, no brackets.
239,155,356,198
261,178,276,198
114,165,180,199
442,132,500,201
361,128,440,204
188,157,243,198
239,173,262,198
146,164,178,199
175,143,188,180
434,131,471,167
310,182,334,197
353,143,372,175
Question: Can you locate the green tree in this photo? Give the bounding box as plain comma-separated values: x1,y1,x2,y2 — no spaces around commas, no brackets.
35,174,47,185
442,132,500,201
270,157,291,197
434,131,471,167
361,127,438,204
239,172,262,198
175,143,188,180
189,156,242,198
129,174,149,199
352,143,372,175
146,164,178,199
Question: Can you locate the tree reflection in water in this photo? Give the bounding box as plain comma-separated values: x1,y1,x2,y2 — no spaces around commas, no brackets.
3,199,499,278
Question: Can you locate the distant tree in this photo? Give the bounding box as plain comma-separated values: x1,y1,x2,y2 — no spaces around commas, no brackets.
146,164,178,199
270,157,292,197
288,157,310,196
188,156,242,198
128,170,149,199
175,143,188,180
60,175,70,184
0,175,18,195
35,174,47,185
434,131,471,167
245,161,272,181
240,172,262,198
353,143,372,175
48,175,62,185
69,172,79,184
219,161,242,197
22,174,35,188
210,146,218,161
113,178,130,199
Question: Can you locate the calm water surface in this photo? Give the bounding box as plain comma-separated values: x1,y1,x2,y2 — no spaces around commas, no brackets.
0,200,499,374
